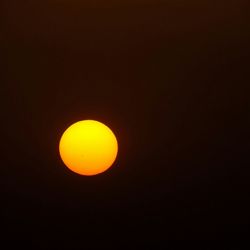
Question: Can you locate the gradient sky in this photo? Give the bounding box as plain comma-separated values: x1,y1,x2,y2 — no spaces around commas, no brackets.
1,0,250,246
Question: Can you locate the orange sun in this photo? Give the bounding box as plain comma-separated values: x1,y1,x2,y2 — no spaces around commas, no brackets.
59,120,118,176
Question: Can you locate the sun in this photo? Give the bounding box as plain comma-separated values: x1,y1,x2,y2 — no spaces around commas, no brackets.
59,120,118,176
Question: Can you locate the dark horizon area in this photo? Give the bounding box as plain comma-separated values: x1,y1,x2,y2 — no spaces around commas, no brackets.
1,0,250,246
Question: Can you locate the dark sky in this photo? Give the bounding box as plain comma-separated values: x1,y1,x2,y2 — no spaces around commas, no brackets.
1,0,250,246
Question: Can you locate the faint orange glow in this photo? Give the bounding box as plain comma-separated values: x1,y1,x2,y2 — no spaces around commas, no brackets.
59,120,118,176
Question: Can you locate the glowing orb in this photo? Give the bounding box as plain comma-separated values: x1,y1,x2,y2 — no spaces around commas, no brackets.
59,120,118,176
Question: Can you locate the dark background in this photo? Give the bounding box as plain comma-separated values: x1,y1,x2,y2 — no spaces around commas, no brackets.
1,0,250,246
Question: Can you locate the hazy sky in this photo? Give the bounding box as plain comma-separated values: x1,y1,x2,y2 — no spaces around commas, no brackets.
1,0,249,246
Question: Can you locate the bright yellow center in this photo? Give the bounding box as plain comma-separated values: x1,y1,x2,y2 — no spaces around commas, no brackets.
59,120,118,176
